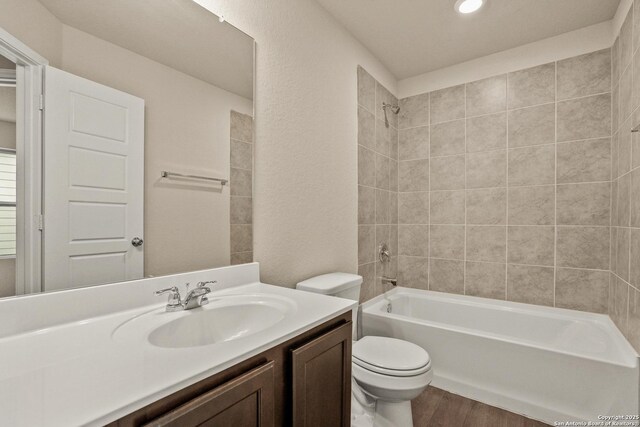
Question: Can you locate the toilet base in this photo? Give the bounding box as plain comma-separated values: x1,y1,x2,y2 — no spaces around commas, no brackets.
374,400,413,427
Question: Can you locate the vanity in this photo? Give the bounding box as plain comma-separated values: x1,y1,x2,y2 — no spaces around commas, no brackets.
0,263,355,426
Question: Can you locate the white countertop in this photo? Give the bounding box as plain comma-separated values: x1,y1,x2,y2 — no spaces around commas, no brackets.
0,281,355,426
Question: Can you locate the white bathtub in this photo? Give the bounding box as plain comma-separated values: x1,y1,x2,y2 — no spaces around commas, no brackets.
361,288,639,424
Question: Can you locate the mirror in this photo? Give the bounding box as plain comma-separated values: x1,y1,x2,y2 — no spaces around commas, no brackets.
0,0,254,298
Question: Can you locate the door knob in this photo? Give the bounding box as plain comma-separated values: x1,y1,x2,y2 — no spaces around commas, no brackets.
131,237,144,247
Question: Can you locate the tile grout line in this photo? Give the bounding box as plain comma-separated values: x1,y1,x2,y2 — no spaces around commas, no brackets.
554,59,559,308
463,83,468,296
505,74,510,301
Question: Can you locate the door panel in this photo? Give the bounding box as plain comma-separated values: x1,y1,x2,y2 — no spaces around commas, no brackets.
43,66,144,291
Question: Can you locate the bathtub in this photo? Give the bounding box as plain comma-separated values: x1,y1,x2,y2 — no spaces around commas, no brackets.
361,288,639,424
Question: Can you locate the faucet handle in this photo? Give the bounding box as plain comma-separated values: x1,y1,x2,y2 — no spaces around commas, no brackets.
155,286,182,307
196,280,217,288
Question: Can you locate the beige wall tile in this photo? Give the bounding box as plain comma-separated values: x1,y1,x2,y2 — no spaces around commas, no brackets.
508,145,555,186
620,9,633,74
231,251,253,265
507,226,555,266
398,256,428,289
430,190,465,224
399,159,430,191
557,182,611,226
631,229,640,288
358,106,375,149
399,225,429,257
633,51,640,114
376,224,390,249
375,119,392,157
610,275,629,333
466,150,506,189
557,226,610,269
358,225,376,264
618,173,631,227
390,192,398,224
507,62,555,109
399,192,429,224
466,112,507,153
429,258,464,294
389,225,398,256
613,37,620,84
399,126,429,160
628,286,640,353
508,103,555,148
375,189,390,224
631,169,640,227
466,226,506,262
230,140,252,170
399,93,429,129
357,66,376,112
390,160,398,191
358,185,375,224
557,49,611,100
466,188,506,225
555,268,609,313
508,185,554,225
557,138,611,183
619,122,632,175
616,227,630,282
375,152,390,190
557,94,611,142
613,84,620,133
466,75,507,117
230,224,252,253
430,225,465,260
430,119,465,157
230,196,252,224
376,82,398,127
507,264,554,306
358,146,376,187
430,155,465,190
230,111,253,143
230,167,252,196
430,85,465,124
620,66,633,124
358,262,377,303
465,261,506,299
635,0,640,56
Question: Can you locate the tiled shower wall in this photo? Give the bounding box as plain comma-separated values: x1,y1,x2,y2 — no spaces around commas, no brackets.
358,47,618,314
395,50,613,312
357,67,399,303
230,110,254,264
610,3,640,351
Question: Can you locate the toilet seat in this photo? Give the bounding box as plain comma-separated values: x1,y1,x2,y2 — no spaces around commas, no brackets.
353,336,431,377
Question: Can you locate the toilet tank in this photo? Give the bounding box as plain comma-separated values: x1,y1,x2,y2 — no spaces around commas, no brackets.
296,272,362,300
296,273,362,338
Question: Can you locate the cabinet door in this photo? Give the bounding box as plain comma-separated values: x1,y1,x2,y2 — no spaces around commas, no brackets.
144,361,275,427
291,321,352,427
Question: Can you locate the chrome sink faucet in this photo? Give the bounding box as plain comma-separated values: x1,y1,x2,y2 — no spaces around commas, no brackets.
155,281,216,311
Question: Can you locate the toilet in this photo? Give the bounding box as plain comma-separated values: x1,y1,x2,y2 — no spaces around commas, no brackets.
296,273,432,427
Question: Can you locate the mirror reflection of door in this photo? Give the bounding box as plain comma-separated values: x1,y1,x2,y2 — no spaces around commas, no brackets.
0,54,16,298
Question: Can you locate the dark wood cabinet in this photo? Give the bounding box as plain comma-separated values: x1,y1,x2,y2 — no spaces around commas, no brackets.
291,322,351,427
112,312,351,427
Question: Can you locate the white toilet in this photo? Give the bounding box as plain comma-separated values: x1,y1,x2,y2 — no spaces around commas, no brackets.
296,273,432,427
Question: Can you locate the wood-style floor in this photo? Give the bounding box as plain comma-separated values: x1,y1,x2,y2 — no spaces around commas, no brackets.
412,387,549,426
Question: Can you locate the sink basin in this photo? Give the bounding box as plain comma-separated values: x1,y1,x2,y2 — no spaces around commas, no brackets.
112,294,297,349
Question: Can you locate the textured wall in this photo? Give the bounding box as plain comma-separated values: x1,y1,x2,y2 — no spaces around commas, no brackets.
610,1,640,352
362,48,615,314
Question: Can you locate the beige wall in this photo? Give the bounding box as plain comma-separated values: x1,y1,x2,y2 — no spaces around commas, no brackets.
610,1,640,352
194,0,397,287
230,111,254,265
60,25,252,276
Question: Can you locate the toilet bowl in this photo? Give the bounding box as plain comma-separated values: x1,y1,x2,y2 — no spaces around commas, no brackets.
296,273,432,427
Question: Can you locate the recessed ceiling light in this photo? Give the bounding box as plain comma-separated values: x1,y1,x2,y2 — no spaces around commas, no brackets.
455,0,484,14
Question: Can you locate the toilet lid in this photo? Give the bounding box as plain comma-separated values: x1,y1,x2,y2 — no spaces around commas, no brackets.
353,336,431,376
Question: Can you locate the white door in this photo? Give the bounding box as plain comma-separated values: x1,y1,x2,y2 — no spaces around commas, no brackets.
43,66,144,291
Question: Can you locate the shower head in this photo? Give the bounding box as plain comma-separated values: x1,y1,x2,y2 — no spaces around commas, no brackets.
382,102,400,127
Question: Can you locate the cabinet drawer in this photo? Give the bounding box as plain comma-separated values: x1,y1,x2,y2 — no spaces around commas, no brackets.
144,361,275,427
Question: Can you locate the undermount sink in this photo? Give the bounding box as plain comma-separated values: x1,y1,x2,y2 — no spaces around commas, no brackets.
112,294,297,349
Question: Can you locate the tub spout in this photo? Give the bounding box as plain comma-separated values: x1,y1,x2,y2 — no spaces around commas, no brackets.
381,276,397,286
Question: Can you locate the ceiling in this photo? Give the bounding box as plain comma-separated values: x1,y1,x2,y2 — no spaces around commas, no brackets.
315,0,620,80
38,0,254,99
